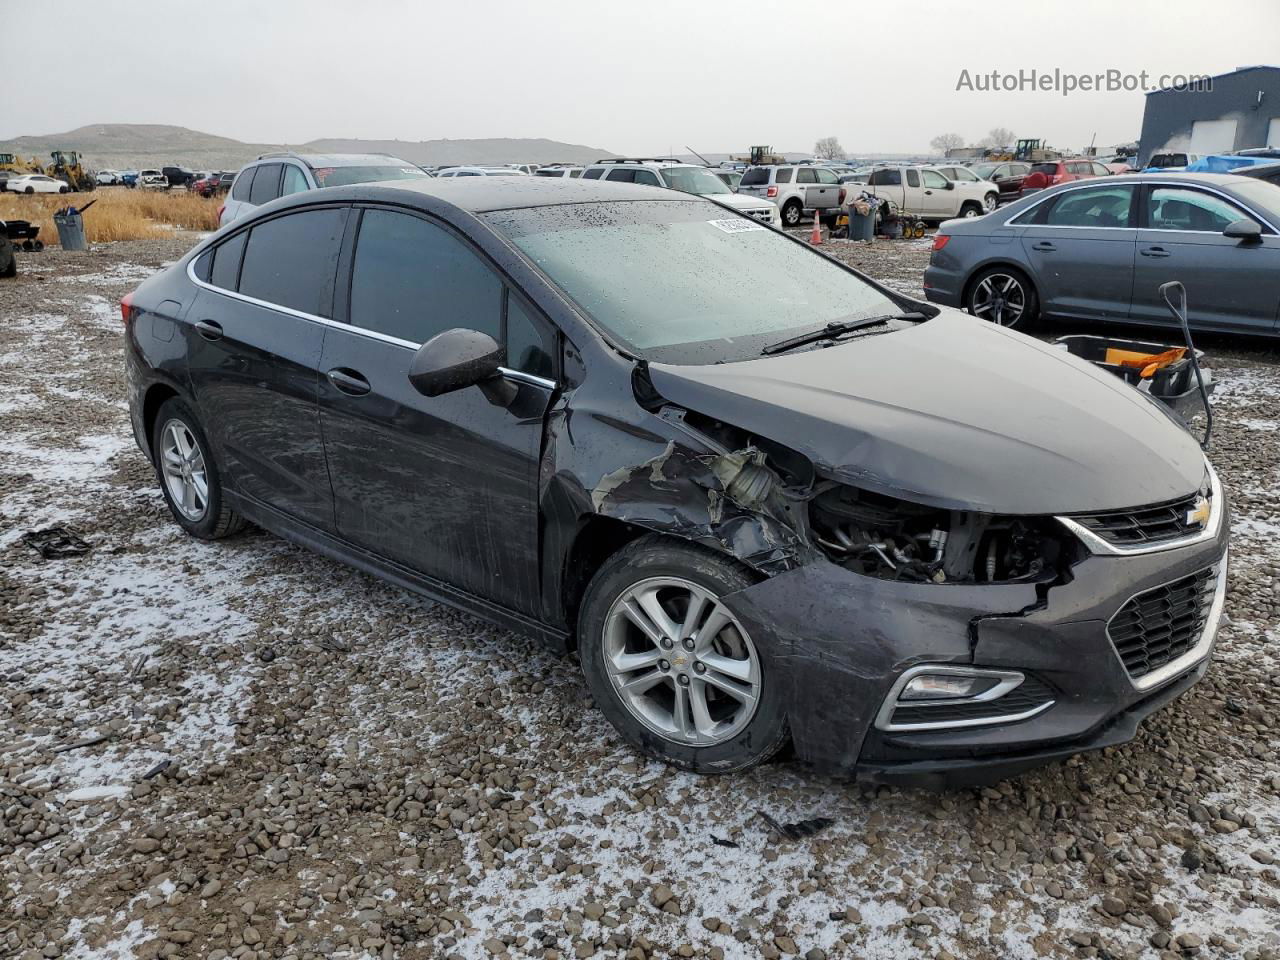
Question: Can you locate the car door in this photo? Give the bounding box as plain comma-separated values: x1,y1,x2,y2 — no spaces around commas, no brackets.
1015,182,1137,320
317,206,558,614
1130,184,1280,333
919,169,954,217
185,205,348,530
794,167,820,208
809,168,841,210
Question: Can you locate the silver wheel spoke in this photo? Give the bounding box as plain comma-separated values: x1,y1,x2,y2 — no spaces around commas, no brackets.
602,576,762,748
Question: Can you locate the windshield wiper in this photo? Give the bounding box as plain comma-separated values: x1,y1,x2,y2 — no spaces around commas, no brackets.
761,312,925,355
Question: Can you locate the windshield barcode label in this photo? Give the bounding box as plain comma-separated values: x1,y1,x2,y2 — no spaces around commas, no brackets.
708,219,766,233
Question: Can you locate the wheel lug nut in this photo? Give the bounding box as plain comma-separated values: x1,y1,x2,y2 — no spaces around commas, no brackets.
660,638,673,649
659,659,670,672
682,638,695,651
677,674,690,686
693,662,706,674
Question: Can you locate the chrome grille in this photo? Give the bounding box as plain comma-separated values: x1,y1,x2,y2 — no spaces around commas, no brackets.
1069,490,1205,546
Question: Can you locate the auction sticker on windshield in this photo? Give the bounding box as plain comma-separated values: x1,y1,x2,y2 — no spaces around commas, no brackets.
708,219,766,234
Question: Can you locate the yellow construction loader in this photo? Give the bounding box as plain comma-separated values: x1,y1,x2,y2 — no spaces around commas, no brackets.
48,151,96,191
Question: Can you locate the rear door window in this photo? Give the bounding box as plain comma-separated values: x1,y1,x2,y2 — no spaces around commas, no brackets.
1043,185,1134,227
868,169,901,186
605,169,637,183
906,169,920,188
248,164,283,205
238,208,347,316
796,168,817,184
581,168,603,179
775,168,793,184
348,208,501,345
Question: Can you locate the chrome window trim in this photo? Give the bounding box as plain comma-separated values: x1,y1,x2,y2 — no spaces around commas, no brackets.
1106,550,1228,692
1057,463,1222,557
874,665,1055,733
184,258,561,390
1003,180,1279,234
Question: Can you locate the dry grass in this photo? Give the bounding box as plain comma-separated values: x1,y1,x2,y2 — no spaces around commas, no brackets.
0,187,221,246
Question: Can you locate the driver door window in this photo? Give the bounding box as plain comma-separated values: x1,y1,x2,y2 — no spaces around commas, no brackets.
1146,188,1249,232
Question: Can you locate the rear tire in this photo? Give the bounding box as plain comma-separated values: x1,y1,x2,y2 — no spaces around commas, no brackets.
959,200,983,218
966,265,1039,329
150,397,246,540
24,186,33,194
577,535,790,774
781,199,803,227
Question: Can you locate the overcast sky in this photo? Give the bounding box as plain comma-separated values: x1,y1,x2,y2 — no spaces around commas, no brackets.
3,0,1278,155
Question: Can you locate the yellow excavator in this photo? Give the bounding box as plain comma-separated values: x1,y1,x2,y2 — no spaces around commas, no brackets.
48,150,95,191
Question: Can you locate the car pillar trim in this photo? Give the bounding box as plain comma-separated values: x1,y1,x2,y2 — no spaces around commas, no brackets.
1055,464,1223,557
874,665,1053,733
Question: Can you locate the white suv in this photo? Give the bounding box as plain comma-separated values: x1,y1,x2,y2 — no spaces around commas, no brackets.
581,159,780,226
220,153,430,226
736,165,844,227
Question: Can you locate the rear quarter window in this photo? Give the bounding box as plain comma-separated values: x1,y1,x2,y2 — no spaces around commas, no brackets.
739,168,770,186
230,167,255,201
248,164,283,205
209,231,247,290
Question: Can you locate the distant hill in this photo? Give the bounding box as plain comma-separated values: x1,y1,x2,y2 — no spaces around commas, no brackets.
0,123,614,170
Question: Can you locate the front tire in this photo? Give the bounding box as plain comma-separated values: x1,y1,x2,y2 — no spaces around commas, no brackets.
781,199,803,227
959,200,984,218
578,536,789,774
983,192,998,213
151,397,246,540
966,266,1038,329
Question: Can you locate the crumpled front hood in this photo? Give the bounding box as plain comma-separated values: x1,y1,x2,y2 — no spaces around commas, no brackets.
647,310,1205,514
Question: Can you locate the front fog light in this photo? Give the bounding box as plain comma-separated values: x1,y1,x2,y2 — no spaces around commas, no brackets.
900,673,1003,700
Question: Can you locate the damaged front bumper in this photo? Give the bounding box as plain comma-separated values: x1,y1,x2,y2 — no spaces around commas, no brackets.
723,499,1229,787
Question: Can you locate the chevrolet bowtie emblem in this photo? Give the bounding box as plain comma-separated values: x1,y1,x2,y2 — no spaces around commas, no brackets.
1186,496,1211,528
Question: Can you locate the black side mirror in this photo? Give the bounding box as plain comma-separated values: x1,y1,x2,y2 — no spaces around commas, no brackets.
944,180,955,190
1223,219,1262,243
408,328,513,405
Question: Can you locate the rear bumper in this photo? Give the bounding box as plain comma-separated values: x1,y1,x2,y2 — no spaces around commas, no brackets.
922,262,964,307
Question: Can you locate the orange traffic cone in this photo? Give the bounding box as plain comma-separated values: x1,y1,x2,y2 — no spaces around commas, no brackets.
809,209,823,245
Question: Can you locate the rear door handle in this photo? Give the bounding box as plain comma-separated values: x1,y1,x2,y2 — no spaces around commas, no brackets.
326,368,371,396
194,320,223,341
1032,241,1056,252
1140,246,1171,258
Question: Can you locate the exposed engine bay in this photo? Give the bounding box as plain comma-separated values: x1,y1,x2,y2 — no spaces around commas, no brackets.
808,484,1071,584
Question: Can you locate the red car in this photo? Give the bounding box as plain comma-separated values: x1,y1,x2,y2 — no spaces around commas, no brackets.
1018,158,1112,197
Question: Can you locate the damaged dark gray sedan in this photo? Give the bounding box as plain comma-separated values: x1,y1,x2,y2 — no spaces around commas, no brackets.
122,177,1229,786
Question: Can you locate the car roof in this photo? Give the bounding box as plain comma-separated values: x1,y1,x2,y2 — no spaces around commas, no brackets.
255,153,414,168
270,175,687,213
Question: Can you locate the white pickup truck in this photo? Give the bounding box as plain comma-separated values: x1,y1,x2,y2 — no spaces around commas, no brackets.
850,165,999,221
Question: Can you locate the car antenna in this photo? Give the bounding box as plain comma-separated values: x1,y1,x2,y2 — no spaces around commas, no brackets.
686,146,713,167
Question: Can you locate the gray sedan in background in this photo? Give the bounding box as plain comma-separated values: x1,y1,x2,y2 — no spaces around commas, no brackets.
923,173,1280,334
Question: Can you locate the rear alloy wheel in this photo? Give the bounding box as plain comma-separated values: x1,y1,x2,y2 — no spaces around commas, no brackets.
578,536,788,773
781,200,803,227
967,267,1037,329
959,201,983,218
151,397,246,540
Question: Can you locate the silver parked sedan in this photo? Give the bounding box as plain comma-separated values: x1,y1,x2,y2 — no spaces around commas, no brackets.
923,172,1280,334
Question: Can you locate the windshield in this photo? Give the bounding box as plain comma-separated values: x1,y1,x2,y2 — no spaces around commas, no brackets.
661,167,731,195
971,163,997,177
1232,180,1280,223
310,165,430,187
484,200,903,364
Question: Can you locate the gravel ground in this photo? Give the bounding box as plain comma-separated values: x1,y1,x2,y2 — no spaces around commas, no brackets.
2,235,1279,960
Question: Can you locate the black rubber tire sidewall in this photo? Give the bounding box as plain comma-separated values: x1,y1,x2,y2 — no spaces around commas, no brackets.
578,536,790,774
781,200,802,226
150,396,238,540
967,265,1039,330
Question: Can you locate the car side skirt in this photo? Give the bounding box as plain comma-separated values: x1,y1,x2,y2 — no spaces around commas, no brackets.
225,490,571,650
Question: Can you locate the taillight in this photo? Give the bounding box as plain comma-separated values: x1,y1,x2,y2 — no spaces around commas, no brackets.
766,185,778,198
1051,173,1066,183
121,291,136,325
838,187,847,205
932,234,950,251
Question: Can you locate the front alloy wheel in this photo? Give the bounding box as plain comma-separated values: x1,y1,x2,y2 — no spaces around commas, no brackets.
603,576,761,746
983,193,998,213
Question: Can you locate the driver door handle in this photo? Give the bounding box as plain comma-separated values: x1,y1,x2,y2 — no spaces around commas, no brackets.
1032,241,1056,252
326,368,371,396
1140,246,1171,258
194,320,223,341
